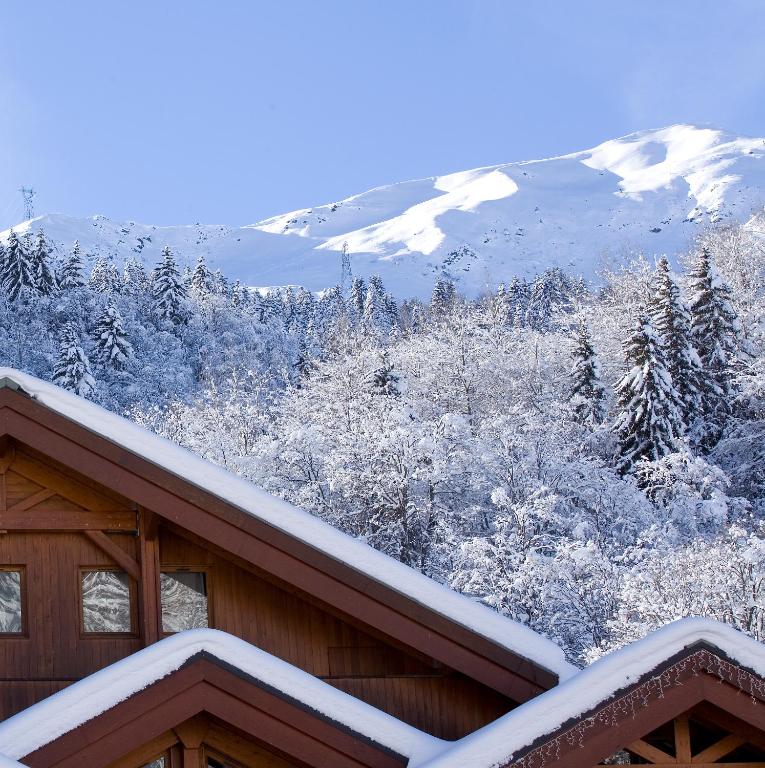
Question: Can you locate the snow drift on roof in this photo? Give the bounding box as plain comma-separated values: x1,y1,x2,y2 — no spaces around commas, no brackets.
0,367,575,681
417,617,765,768
0,628,448,764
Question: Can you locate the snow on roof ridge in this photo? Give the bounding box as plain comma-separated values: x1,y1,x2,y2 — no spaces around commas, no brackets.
417,617,765,768
0,367,575,681
0,628,448,764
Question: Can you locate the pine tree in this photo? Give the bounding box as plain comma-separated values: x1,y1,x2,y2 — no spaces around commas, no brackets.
29,231,57,295
190,254,213,297
93,300,133,369
53,324,95,397
122,258,150,295
570,320,606,426
151,247,187,322
0,230,35,301
650,257,703,425
90,256,121,293
688,248,740,445
59,241,85,289
348,277,366,325
363,275,388,335
430,278,456,319
613,314,684,474
372,353,400,397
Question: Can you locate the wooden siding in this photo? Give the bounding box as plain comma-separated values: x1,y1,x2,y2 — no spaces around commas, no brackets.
0,441,514,739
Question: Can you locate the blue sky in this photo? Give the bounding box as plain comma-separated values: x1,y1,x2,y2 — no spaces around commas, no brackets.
1,0,764,228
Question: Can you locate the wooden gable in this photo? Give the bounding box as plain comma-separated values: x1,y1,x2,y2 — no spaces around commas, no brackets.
502,644,765,768
0,384,557,739
18,654,409,768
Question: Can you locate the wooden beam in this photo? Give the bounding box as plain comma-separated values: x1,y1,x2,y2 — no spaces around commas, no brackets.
5,488,55,512
0,508,136,531
675,714,692,763
83,530,141,581
0,443,15,473
627,738,676,763
139,509,161,645
692,734,747,763
174,716,208,768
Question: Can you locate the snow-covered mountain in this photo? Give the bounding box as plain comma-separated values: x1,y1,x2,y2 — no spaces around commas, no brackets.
4,124,765,298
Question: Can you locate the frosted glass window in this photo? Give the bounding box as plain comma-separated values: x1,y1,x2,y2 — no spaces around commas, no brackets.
160,571,208,632
0,570,22,633
82,570,133,633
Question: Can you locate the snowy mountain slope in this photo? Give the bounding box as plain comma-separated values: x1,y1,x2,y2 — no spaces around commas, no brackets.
3,125,765,298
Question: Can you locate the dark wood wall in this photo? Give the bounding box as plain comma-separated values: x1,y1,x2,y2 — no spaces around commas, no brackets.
0,442,514,739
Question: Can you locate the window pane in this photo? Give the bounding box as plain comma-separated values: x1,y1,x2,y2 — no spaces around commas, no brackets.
82,570,132,633
161,572,208,632
0,571,22,633
141,758,165,768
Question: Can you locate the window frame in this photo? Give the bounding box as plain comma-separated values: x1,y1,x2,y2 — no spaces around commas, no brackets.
159,566,213,635
78,566,138,638
0,565,27,638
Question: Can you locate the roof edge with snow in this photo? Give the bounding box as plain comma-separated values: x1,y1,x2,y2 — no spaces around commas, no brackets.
0,367,575,682
0,628,448,765
417,618,765,768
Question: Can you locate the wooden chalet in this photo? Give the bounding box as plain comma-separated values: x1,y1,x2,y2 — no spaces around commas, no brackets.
0,369,763,768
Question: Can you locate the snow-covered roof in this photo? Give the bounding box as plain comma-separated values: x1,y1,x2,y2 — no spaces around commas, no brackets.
0,628,448,765
417,617,765,768
0,367,575,681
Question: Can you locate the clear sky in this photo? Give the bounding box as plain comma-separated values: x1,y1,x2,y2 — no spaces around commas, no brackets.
1,0,764,229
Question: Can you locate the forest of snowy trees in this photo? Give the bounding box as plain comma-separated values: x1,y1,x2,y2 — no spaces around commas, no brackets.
0,219,763,665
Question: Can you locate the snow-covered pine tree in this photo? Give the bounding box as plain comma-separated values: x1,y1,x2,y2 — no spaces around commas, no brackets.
688,248,740,446
190,254,213,298
372,353,400,397
89,256,121,293
151,247,187,322
122,258,150,295
53,323,95,397
93,300,133,369
29,231,57,295
430,278,456,318
363,275,389,336
570,320,606,426
0,230,35,301
59,241,85,288
613,314,684,474
650,256,703,426
348,277,366,326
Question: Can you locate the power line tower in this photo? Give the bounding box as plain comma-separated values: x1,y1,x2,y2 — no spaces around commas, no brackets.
340,240,352,294
19,187,36,220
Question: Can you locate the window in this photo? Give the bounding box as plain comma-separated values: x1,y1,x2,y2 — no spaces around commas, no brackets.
81,570,134,633
0,569,23,634
160,571,209,632
140,757,166,768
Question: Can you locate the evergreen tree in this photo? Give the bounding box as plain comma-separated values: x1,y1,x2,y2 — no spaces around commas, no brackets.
650,257,703,425
688,248,740,445
53,323,95,397
614,315,684,474
372,353,400,397
93,300,133,369
152,247,187,322
430,278,457,318
0,230,34,301
122,258,150,295
570,320,606,426
190,254,213,297
348,277,366,325
90,256,121,293
363,275,389,336
29,231,57,295
59,241,85,289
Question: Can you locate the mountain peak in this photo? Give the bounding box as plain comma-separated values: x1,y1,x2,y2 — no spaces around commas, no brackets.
3,125,764,298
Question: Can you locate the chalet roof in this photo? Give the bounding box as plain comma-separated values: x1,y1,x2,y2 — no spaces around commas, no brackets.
0,628,448,766
416,617,765,768
0,367,574,683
